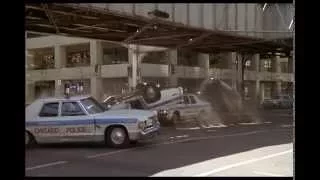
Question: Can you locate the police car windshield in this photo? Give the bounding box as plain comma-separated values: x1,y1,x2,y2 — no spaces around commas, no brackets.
80,97,105,114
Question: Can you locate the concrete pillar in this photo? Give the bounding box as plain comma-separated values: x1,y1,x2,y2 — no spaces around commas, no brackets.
253,53,260,72
255,80,260,100
128,45,139,90
26,82,35,104
90,40,103,66
26,50,35,70
168,49,178,87
226,52,237,90
54,80,64,97
90,40,103,101
54,45,66,69
91,77,103,101
198,53,210,77
260,82,265,103
273,55,282,95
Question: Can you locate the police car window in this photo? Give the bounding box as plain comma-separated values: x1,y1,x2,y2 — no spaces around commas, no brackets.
81,97,105,114
61,102,86,116
189,96,197,104
39,103,59,117
183,96,190,104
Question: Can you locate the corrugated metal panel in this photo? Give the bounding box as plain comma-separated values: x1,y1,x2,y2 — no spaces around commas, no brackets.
215,4,225,29
108,3,134,14
189,3,201,27
228,4,236,30
158,4,172,21
135,3,156,17
174,4,188,25
237,4,246,31
247,4,256,37
203,4,214,29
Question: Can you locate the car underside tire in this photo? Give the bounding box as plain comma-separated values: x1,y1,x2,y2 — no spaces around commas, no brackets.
105,126,129,148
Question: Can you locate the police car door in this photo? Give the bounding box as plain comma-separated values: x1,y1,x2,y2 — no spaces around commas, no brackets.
33,101,61,143
59,101,95,142
180,95,193,120
188,95,201,119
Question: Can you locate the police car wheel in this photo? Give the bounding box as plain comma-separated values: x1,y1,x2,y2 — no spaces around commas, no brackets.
106,127,129,148
25,131,34,147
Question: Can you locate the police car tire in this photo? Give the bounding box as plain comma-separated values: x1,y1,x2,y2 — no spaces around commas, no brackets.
105,126,129,148
25,131,35,148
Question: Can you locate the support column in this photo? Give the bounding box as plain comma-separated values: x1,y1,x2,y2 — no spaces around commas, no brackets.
128,45,139,90
90,40,103,101
260,82,265,103
26,82,35,104
91,77,103,101
226,52,237,90
54,45,66,69
273,55,282,95
54,80,64,97
168,49,178,87
198,53,210,78
255,80,260,100
253,53,260,72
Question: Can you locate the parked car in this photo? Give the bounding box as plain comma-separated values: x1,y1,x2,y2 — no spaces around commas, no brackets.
261,95,293,109
25,95,160,148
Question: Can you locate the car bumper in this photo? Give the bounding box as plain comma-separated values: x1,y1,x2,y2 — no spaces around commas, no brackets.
129,124,160,141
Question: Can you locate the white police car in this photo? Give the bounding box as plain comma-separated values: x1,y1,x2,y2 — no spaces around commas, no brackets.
157,93,212,125
25,95,160,148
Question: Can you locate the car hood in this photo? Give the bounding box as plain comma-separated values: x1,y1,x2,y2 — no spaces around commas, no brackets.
93,109,156,121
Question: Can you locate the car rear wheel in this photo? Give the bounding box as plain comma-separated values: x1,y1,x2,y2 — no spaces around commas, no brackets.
106,127,129,148
25,131,35,148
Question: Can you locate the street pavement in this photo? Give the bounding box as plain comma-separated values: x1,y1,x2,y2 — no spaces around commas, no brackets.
26,109,293,177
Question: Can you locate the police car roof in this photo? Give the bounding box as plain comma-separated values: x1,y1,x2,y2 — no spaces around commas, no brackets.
38,95,92,102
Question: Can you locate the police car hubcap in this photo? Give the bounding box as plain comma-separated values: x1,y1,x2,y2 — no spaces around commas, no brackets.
111,128,125,145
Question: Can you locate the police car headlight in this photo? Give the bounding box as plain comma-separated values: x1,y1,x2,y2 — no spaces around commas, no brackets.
138,121,146,129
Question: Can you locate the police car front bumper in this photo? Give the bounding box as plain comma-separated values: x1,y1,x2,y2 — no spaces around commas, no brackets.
129,123,160,141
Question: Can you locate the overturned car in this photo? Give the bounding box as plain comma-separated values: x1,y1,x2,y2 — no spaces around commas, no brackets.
107,82,213,126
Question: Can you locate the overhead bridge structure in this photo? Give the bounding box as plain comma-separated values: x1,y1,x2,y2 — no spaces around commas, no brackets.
25,3,293,54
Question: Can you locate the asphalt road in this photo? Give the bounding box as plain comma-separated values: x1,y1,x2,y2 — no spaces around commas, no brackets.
26,111,293,177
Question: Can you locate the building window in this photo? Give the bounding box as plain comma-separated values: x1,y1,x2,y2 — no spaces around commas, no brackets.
67,50,90,67
103,48,128,65
245,60,251,68
264,60,272,70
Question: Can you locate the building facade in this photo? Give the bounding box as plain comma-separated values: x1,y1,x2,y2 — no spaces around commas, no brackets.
26,35,293,104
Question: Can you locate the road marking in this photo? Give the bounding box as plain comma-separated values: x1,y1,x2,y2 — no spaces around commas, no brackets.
26,161,68,171
87,149,132,159
176,127,201,130
238,122,261,125
280,124,294,128
253,171,284,176
194,149,293,176
86,129,291,159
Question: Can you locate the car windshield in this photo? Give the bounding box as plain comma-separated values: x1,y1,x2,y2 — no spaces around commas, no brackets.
81,97,106,114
